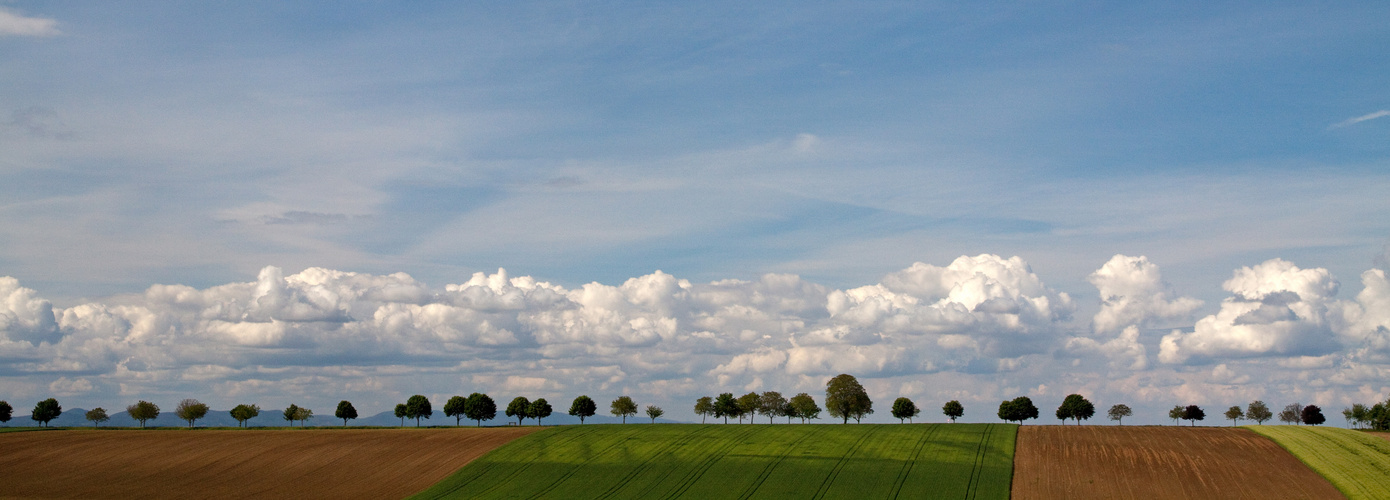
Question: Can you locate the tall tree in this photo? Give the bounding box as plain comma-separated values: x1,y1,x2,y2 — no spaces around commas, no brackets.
464,393,497,426
284,404,301,427
30,398,61,427
175,399,210,428
444,396,468,426
1224,406,1245,426
825,374,873,424
759,392,787,424
128,400,160,428
943,400,964,423
736,392,760,424
611,396,638,423
1181,405,1205,426
394,404,408,427
1055,394,1096,425
713,393,740,424
568,395,597,424
891,397,920,423
1108,404,1132,425
1247,400,1273,424
506,397,532,426
1168,405,1185,425
1301,405,1326,426
530,398,553,426
693,396,714,424
406,395,433,426
1279,403,1303,425
1347,403,1369,429
0,400,11,425
85,407,109,427
335,400,358,426
230,404,260,428
646,405,664,423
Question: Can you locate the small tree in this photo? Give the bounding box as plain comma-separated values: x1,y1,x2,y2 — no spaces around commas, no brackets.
713,392,740,424
444,396,468,426
464,393,497,426
31,398,61,427
736,392,760,424
825,374,873,424
1347,403,1369,429
891,397,920,423
405,395,432,426
335,400,358,426
1247,400,1273,424
778,398,798,423
394,404,408,426
693,396,714,424
759,392,787,424
943,400,964,423
1301,405,1326,426
230,404,260,428
1108,404,1132,425
128,400,160,428
1182,405,1205,426
0,400,11,425
646,405,664,423
1055,394,1096,426
284,404,301,427
569,395,596,424
175,399,210,428
1224,406,1245,426
611,396,638,423
295,406,313,426
85,407,110,427
530,398,553,425
1168,405,1184,425
1279,403,1303,425
789,393,820,423
506,397,532,426
998,397,1039,424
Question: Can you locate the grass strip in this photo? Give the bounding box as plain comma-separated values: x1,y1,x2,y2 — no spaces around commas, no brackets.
1248,425,1390,499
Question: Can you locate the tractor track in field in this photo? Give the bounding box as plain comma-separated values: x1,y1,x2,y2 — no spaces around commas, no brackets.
889,424,941,499
657,425,763,500
427,425,600,499
737,424,831,500
588,425,717,499
810,425,884,499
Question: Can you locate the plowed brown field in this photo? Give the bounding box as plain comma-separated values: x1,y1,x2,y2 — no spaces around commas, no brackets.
1012,426,1344,500
0,427,537,499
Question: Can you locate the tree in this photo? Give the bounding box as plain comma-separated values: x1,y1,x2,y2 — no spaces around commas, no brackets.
284,404,301,427
1347,403,1369,429
1279,403,1303,425
295,406,313,426
464,393,497,426
506,397,532,426
611,396,638,423
713,392,740,424
789,393,820,423
128,400,160,428
940,400,964,423
569,395,597,424
891,397,920,423
646,405,664,423
1181,405,1205,426
1247,400,1273,424
335,400,358,426
1224,406,1244,426
1168,405,1184,425
1108,404,1132,425
175,399,210,428
758,391,787,424
693,396,714,424
1301,405,1326,426
230,404,260,428
0,400,11,425
778,398,798,423
1055,394,1096,425
85,407,109,427
825,374,873,424
31,398,61,427
444,396,468,426
997,397,1039,424
736,392,760,424
394,404,408,426
1371,400,1390,431
530,398,553,426
406,395,433,426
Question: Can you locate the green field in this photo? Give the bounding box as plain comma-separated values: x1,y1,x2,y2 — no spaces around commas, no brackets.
412,423,1015,500
1248,425,1390,499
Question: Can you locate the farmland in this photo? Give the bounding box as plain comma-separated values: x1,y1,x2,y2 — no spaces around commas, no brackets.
1011,426,1343,499
412,423,1016,499
1248,426,1390,500
0,427,536,499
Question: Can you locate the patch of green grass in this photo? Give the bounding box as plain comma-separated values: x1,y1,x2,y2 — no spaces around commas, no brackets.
411,423,1016,500
1248,425,1390,500
0,427,61,434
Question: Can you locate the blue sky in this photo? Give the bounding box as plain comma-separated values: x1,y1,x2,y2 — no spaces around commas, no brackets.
2,1,1389,425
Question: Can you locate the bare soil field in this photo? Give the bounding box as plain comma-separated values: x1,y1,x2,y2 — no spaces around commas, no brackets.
0,427,537,499
1372,432,1390,443
1012,425,1344,500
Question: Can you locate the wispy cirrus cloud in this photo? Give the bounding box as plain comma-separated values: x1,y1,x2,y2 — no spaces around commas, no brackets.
1330,110,1390,129
0,7,59,37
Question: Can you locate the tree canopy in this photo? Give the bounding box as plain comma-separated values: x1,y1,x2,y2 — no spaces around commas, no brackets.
284,404,301,426
758,391,787,424
464,393,497,426
530,398,553,425
646,405,664,423
568,395,596,424
0,400,11,424
405,395,432,426
943,400,964,423
891,397,920,423
230,404,260,428
789,393,820,423
175,398,210,428
394,403,408,426
1247,400,1273,424
611,396,638,423
128,400,160,428
693,396,714,424
1279,403,1304,424
736,392,760,424
825,374,873,424
1301,404,1326,426
506,397,532,426
31,398,61,427
1224,406,1245,426
444,396,468,425
85,407,109,427
1168,405,1184,425
1107,404,1132,425
1181,405,1205,426
1055,394,1095,425
713,393,739,424
997,397,1039,424
335,400,358,426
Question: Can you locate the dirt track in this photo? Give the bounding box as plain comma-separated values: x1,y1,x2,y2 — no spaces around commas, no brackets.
1012,425,1344,500
0,427,537,499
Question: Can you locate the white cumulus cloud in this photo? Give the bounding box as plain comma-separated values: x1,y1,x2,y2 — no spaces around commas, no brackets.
1088,255,1202,334
0,8,59,37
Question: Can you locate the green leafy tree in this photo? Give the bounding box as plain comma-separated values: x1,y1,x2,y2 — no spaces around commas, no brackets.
175,399,210,428
646,405,664,423
230,404,260,428
778,398,798,423
31,398,61,427
464,393,497,426
1370,399,1390,431
825,374,873,424
997,397,1039,424
568,395,596,424
284,404,301,427
1108,404,1132,425
335,400,358,426
1301,405,1325,426
1182,405,1205,426
693,396,714,424
1247,400,1273,424
1279,403,1303,425
736,392,760,424
1055,394,1095,425
85,407,109,427
713,392,740,424
943,400,964,423
394,404,408,426
1168,405,1184,425
789,393,820,423
530,398,553,426
1346,403,1369,429
0,400,11,425
611,396,638,423
758,391,787,424
506,397,532,426
295,406,313,426
891,397,920,423
1224,406,1245,426
128,400,160,428
444,396,468,425
405,395,432,426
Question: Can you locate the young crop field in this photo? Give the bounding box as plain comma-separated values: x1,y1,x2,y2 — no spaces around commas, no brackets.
411,423,1016,500
1012,426,1343,500
1248,425,1390,500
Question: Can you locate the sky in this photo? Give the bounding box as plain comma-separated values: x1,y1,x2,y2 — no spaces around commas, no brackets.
2,1,1389,425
